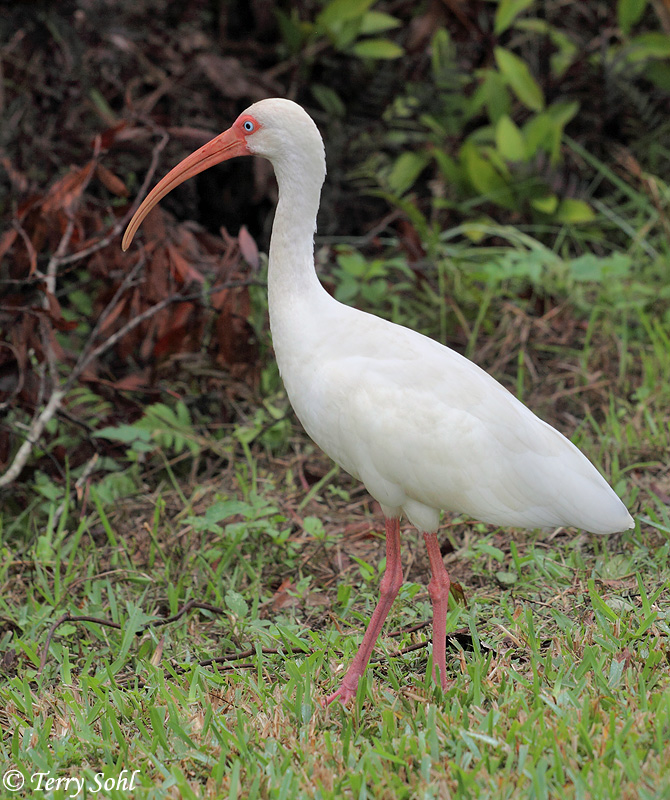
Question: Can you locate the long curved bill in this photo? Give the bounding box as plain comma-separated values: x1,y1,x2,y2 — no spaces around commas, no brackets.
122,126,249,251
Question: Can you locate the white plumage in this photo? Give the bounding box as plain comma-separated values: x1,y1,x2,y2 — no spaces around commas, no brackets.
274,294,631,535
123,98,634,705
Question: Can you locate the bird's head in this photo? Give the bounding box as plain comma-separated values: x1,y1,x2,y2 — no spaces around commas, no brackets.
122,98,326,251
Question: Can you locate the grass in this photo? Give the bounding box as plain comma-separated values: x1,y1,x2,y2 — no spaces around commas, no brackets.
2,230,670,798
2,489,669,799
4,3,670,795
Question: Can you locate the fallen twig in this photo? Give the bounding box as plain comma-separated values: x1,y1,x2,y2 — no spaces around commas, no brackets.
37,612,122,676
36,600,307,679
37,599,481,685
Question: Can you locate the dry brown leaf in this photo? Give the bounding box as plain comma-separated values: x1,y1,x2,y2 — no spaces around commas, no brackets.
213,285,257,368
95,163,129,197
153,302,200,357
238,225,259,271
42,293,77,332
271,579,299,610
0,228,18,265
96,295,128,335
167,244,205,285
96,121,128,150
98,372,150,391
42,162,95,215
0,155,29,193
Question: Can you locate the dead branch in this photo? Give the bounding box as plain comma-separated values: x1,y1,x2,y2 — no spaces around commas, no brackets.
41,137,100,299
0,389,65,490
143,599,226,629
387,619,430,637
56,129,169,268
63,289,194,393
0,124,258,487
43,213,75,300
0,272,258,491
64,252,148,392
37,612,122,676
36,600,310,680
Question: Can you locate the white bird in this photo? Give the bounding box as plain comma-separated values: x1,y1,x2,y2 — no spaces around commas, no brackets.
123,98,634,705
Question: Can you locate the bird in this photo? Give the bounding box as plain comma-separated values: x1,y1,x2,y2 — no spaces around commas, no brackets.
122,98,634,706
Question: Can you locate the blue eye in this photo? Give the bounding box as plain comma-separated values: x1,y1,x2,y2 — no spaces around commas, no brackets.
243,120,255,133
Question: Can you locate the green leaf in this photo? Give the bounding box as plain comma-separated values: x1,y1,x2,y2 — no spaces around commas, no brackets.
597,553,635,580
646,60,670,90
495,570,518,586
225,590,249,619
618,0,648,35
311,84,346,117
461,218,491,243
337,248,367,277
460,141,515,209
568,252,633,281
359,10,401,34
530,194,558,214
525,100,579,163
432,148,462,186
546,100,580,130
175,400,191,427
470,69,511,123
89,89,117,121
607,657,626,689
523,103,578,163
275,8,305,54
568,254,601,281
476,543,505,562
495,115,526,161
494,47,545,111
523,113,554,158
431,28,454,85
316,0,376,28
494,0,535,34
36,535,55,561
515,20,578,78
68,289,93,315
555,198,596,223
387,151,430,194
302,516,326,538
627,32,670,61
95,425,152,443
350,38,404,59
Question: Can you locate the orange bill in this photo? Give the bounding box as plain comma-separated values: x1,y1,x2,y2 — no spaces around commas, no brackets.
122,126,249,251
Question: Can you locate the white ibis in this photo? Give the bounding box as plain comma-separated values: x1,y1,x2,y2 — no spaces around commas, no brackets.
122,98,634,705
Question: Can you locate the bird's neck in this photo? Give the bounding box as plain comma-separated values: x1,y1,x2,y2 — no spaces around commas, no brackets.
267,164,328,309
266,161,335,371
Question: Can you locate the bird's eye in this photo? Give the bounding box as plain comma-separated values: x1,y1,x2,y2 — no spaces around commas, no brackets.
243,120,255,133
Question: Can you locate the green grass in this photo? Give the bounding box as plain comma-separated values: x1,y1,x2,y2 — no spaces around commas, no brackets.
1,494,669,799
2,363,669,800
4,3,670,796
2,230,670,799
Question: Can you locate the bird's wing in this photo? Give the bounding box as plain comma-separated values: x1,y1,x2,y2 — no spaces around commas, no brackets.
290,313,629,533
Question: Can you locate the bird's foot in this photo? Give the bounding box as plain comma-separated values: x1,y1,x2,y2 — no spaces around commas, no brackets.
323,675,360,707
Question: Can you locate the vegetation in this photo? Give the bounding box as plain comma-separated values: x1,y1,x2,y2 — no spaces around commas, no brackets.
1,0,669,797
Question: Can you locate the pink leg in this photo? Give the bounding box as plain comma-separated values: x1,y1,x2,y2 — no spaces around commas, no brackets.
423,531,450,690
325,517,403,706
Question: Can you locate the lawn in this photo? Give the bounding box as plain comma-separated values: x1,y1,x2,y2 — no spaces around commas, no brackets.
2,258,669,798
2,1,670,797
